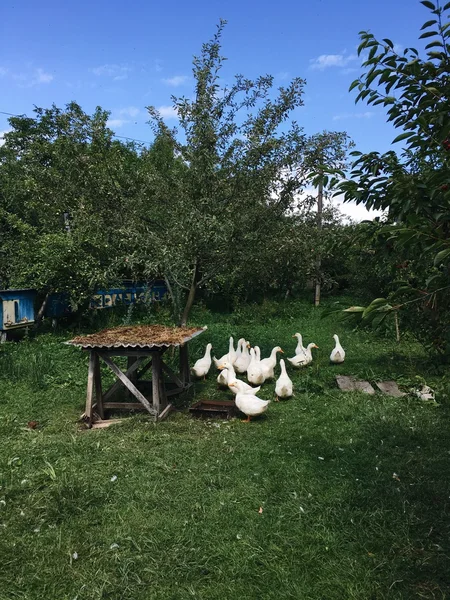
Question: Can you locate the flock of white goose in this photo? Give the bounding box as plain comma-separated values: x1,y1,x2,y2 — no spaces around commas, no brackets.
191,334,346,422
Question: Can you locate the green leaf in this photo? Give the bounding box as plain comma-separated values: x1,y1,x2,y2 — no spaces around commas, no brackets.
434,248,450,265
421,19,438,29
342,306,366,313
419,30,439,38
421,0,437,9
392,132,414,143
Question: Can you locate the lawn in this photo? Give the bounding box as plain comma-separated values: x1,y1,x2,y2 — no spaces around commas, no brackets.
0,299,449,599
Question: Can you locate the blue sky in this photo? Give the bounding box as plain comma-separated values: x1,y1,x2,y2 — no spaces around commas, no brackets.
0,0,429,218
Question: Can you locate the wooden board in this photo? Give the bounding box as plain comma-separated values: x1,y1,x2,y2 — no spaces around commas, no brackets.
376,380,406,397
336,375,375,395
99,353,157,416
91,419,124,429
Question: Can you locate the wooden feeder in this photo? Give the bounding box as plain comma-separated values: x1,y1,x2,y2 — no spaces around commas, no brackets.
67,325,206,427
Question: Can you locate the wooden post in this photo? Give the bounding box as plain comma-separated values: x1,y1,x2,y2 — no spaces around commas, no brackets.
314,176,323,307
152,351,162,414
94,353,104,420
84,350,96,427
179,344,190,386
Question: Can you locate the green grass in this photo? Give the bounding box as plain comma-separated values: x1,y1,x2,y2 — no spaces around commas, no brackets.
0,298,449,599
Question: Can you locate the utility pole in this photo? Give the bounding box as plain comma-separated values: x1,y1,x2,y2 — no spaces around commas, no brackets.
314,175,323,307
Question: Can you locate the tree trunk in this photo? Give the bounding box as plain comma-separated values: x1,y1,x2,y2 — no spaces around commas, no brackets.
180,281,197,326
394,311,400,342
314,177,324,307
34,292,50,326
179,262,199,326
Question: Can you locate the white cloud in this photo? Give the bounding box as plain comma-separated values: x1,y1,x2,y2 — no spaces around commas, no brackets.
0,129,11,147
157,105,178,120
7,67,54,87
117,106,140,117
106,118,129,129
332,111,375,121
162,75,189,87
0,67,8,76
35,68,53,84
310,53,358,70
90,64,132,80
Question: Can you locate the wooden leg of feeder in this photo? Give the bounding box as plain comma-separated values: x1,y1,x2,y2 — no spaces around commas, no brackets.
179,344,190,386
85,351,96,427
94,353,104,420
152,351,162,415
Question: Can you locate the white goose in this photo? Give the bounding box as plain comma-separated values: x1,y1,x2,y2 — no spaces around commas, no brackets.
259,346,284,380
191,343,213,379
213,337,236,369
233,338,246,366
217,368,229,387
229,379,262,396
330,334,345,364
292,333,307,357
275,358,293,400
287,343,319,367
247,348,265,385
234,340,251,373
229,384,270,422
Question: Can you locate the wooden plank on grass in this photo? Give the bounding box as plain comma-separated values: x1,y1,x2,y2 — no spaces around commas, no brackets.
354,380,375,395
376,381,406,397
336,375,356,391
99,354,157,416
336,375,375,395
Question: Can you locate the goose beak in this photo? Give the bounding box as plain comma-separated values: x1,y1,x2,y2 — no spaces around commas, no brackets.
280,348,284,353
291,335,296,338
314,344,319,349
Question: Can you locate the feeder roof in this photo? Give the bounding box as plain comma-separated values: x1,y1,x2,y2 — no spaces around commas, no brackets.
67,324,206,349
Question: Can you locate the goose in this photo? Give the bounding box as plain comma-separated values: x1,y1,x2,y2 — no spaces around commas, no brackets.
229,379,262,396
234,340,251,373
217,359,237,381
213,337,236,369
287,343,319,368
217,368,229,387
292,333,307,357
229,384,270,422
191,343,213,379
275,359,293,400
254,346,261,362
330,334,345,364
259,346,284,380
233,338,246,366
247,348,265,385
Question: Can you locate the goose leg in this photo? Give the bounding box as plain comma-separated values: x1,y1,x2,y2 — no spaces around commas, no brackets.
242,415,251,423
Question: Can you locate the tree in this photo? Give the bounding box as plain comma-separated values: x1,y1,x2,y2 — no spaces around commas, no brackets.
303,131,353,305
336,0,450,353
133,21,310,325
0,103,140,315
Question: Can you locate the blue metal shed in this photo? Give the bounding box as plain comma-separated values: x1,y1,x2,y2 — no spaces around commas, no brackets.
0,289,37,341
